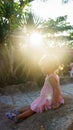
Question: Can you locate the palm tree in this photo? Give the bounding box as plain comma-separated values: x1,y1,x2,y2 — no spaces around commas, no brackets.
0,0,30,44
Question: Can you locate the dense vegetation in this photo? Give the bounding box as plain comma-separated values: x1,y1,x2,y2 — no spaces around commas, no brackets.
0,0,73,86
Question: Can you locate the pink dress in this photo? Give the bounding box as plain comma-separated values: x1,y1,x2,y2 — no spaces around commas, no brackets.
30,74,64,113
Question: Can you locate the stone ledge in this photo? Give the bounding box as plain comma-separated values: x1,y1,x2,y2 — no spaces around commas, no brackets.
0,96,73,130
60,76,73,85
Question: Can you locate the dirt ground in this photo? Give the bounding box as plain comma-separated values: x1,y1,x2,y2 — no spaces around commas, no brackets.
0,83,73,130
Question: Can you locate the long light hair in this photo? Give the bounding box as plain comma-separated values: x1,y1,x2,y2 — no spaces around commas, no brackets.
39,54,60,72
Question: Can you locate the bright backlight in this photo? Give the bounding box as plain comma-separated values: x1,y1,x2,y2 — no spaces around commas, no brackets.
29,32,43,47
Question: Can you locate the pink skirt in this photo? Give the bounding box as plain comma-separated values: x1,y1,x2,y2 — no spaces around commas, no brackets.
30,95,53,113
30,95,64,113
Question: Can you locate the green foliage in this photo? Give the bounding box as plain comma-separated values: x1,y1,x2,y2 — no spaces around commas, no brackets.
0,0,29,43
0,44,43,85
0,1,73,85
39,15,73,47
41,15,73,34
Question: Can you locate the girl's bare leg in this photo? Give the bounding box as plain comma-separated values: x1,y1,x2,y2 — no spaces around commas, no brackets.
18,106,30,113
17,108,35,120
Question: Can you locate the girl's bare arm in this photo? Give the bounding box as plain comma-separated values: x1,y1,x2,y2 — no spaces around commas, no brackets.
49,77,61,109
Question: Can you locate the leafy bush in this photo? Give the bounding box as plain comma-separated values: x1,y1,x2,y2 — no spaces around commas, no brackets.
0,44,43,86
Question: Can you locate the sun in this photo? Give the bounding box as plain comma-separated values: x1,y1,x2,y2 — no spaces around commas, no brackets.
29,32,43,47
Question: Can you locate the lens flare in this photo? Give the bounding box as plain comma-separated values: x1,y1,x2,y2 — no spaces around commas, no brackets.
29,32,43,47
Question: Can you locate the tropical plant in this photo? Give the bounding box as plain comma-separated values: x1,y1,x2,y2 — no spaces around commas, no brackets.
0,0,30,44
39,15,73,47
0,0,73,85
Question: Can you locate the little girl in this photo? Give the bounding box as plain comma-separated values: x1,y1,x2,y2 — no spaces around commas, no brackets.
6,54,64,123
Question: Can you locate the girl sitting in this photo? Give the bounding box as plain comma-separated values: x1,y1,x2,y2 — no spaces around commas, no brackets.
6,54,64,123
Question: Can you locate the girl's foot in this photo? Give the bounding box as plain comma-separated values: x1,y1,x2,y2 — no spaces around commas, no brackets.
11,110,20,115
5,112,18,123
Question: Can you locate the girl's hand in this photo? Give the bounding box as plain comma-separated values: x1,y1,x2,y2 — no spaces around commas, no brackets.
52,102,60,110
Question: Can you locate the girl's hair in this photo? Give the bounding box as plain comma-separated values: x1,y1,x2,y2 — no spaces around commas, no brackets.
39,54,60,71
